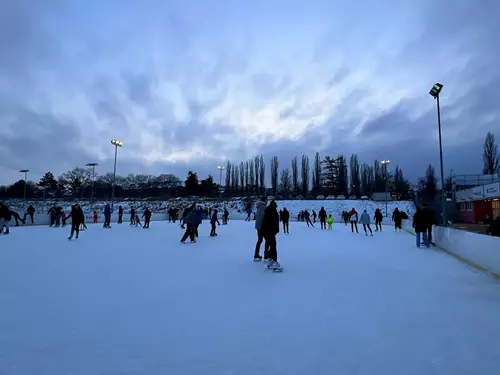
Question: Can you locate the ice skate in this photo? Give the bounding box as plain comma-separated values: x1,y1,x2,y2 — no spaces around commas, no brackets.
266,259,274,268
365,233,368,236
190,239,196,243
370,233,373,236
253,255,263,262
271,261,283,272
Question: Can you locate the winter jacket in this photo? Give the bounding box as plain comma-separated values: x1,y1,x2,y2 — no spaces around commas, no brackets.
359,212,371,225
210,212,220,225
327,216,333,224
422,208,436,227
392,209,403,222
0,205,11,220
281,209,290,221
304,211,310,219
68,207,85,225
255,201,267,230
412,209,428,233
261,201,279,236
349,209,358,222
104,205,111,218
184,209,197,225
195,210,202,225
143,209,152,219
318,208,327,221
27,205,35,214
374,210,383,221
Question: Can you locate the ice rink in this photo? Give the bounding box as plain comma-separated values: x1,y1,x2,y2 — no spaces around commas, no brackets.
1,220,500,374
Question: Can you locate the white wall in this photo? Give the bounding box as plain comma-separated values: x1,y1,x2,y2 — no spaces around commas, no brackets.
402,220,500,277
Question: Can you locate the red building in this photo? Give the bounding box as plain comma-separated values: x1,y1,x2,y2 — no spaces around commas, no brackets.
455,182,500,223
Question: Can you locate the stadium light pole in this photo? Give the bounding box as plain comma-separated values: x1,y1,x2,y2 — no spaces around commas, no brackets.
217,165,225,197
86,163,98,209
429,83,447,226
381,160,390,217
19,169,29,210
111,139,123,213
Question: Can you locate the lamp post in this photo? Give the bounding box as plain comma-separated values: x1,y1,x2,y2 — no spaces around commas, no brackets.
217,166,225,197
86,163,98,209
429,83,447,226
19,169,29,210
381,160,390,217
110,139,123,213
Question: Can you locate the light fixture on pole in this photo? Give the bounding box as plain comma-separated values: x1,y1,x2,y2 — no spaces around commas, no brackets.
110,139,123,213
217,166,225,197
429,82,447,226
381,160,390,217
86,163,98,209
19,169,29,210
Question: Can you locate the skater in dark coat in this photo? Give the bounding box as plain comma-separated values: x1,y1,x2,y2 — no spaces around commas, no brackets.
118,206,123,223
412,208,430,248
421,204,437,244
210,209,220,236
342,211,349,226
318,207,327,229
10,210,23,226
67,204,85,240
194,208,202,237
223,208,229,224
304,210,314,227
0,202,11,234
130,208,136,225
281,207,290,234
392,208,403,232
143,208,152,228
261,200,281,270
374,209,383,231
254,196,268,260
23,204,35,224
180,205,197,243
312,210,317,223
103,204,112,228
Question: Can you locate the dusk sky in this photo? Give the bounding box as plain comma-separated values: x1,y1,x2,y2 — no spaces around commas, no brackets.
1,0,499,185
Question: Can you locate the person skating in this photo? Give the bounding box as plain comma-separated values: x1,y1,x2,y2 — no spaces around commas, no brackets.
318,207,327,229
134,213,142,227
349,208,359,233
245,209,252,222
48,206,57,227
374,208,383,231
312,210,317,223
412,207,430,248
281,207,290,234
304,210,314,227
103,204,111,228
61,209,67,227
327,214,333,230
223,208,229,225
93,209,99,224
118,206,123,224
194,207,202,237
360,209,373,236
210,209,220,236
342,211,349,226
261,200,282,271
67,204,85,240
421,204,437,245
0,202,11,234
180,205,197,243
254,196,268,260
392,208,403,232
23,204,35,224
10,210,23,226
130,207,136,225
143,208,152,228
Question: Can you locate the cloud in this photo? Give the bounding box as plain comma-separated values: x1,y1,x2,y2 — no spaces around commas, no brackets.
0,0,499,187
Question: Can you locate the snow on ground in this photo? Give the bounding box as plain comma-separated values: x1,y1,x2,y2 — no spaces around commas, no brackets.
1,221,499,374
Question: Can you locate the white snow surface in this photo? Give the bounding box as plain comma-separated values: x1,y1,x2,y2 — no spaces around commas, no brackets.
1,221,499,374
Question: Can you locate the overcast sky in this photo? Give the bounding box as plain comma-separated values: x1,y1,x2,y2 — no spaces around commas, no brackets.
1,0,499,185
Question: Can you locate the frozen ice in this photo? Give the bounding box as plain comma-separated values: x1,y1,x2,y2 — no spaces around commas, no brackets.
1,220,500,374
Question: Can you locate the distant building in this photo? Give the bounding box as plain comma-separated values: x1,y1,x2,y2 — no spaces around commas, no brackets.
454,174,500,223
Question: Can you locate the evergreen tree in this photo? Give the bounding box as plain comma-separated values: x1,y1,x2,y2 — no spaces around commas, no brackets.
312,152,322,196
301,155,310,196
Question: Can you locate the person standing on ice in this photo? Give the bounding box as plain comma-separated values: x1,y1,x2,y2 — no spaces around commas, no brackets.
23,204,36,224
103,204,111,228
318,207,327,229
0,202,11,234
194,206,202,237
254,196,268,260
143,208,152,229
9,209,23,226
210,209,220,236
223,208,229,225
412,207,430,248
281,207,290,234
312,210,317,223
180,205,197,243
342,211,349,226
118,206,123,224
327,214,334,230
348,208,359,233
130,207,136,226
304,210,314,227
392,208,403,232
67,204,85,240
261,200,281,270
360,210,373,236
374,208,383,231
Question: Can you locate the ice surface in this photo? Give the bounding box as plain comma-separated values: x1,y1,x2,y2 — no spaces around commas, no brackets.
1,221,500,375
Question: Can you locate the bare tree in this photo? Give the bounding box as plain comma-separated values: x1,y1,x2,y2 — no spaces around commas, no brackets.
312,152,322,196
225,161,232,196
270,156,279,196
254,156,260,195
240,161,245,195
301,155,310,197
291,156,299,197
349,154,361,198
259,154,265,194
245,161,249,195
279,168,292,198
483,132,500,174
60,167,92,198
249,159,255,195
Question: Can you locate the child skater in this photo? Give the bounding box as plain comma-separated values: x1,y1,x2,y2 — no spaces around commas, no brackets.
327,214,334,230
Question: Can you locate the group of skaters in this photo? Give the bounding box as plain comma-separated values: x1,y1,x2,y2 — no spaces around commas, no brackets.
0,203,37,234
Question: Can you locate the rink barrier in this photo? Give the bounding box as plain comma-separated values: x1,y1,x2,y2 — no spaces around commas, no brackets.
16,213,169,226
402,220,500,279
